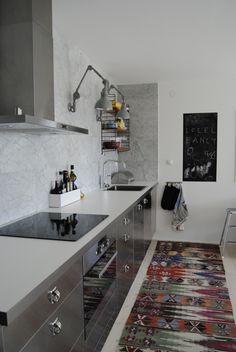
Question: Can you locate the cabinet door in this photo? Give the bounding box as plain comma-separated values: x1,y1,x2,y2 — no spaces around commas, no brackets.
133,201,145,273
143,193,152,250
21,282,83,352
117,209,134,307
3,256,82,352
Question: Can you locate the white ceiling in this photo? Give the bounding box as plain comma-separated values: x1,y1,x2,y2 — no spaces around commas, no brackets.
52,0,236,84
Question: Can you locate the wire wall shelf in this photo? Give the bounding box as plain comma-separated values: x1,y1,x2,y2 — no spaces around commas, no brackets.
101,113,130,153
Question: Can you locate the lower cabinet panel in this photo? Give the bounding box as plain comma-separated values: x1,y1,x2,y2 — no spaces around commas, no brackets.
21,283,83,352
3,257,82,352
71,293,117,352
94,311,117,352
117,255,134,308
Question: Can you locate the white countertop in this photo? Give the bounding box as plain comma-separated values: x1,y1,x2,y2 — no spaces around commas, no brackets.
0,181,157,325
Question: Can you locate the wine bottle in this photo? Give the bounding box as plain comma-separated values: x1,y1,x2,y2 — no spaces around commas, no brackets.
50,180,62,194
58,171,66,193
69,165,77,190
63,170,70,192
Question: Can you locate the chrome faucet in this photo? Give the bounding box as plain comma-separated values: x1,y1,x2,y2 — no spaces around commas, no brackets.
101,159,126,189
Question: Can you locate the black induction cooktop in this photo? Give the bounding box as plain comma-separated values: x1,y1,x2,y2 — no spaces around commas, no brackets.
0,212,109,241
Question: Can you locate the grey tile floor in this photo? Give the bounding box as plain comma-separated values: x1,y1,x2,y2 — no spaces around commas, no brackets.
101,238,236,352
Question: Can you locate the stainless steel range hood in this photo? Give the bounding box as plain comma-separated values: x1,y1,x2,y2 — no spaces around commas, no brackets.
0,115,88,134
0,0,88,135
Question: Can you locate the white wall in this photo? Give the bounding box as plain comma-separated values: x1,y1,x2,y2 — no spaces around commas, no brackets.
157,78,236,243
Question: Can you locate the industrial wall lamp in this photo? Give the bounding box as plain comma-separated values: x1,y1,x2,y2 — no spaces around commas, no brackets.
68,65,129,119
68,65,112,113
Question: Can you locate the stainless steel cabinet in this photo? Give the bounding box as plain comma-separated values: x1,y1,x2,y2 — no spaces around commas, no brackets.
133,201,145,273
143,185,157,250
2,256,83,352
143,193,152,250
117,209,134,306
21,283,83,352
1,185,157,352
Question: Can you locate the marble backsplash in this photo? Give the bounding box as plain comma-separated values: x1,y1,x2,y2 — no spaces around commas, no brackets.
0,30,117,226
118,84,158,182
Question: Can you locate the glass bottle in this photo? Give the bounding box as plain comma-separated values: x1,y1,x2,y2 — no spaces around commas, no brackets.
70,165,77,190
63,170,70,192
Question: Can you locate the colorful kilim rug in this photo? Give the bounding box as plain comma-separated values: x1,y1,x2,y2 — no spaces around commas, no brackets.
117,241,236,352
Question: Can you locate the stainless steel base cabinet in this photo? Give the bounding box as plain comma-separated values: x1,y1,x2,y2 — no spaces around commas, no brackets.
21,283,84,352
117,209,134,307
133,201,145,273
1,185,157,352
143,186,157,250
2,256,83,352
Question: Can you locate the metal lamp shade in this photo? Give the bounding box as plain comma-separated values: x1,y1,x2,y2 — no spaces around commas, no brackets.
95,94,113,111
117,103,130,119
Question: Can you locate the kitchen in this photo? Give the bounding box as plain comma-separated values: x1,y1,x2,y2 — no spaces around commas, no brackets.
1,0,236,351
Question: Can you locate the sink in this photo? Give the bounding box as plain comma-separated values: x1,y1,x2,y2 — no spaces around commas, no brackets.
106,185,146,191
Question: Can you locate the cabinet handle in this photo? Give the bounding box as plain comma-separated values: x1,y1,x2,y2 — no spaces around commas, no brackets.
123,233,130,242
99,251,118,278
124,264,130,272
138,204,143,211
47,287,61,304
123,217,130,226
49,317,62,335
143,198,148,205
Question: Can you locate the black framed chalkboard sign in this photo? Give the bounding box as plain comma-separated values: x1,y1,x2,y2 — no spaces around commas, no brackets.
183,112,217,182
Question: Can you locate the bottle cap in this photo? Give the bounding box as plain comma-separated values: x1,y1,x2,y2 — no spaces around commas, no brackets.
70,165,74,169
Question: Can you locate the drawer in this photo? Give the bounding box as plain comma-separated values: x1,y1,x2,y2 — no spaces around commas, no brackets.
3,256,82,352
118,210,133,234
21,282,83,352
117,253,133,276
117,231,133,271
117,254,134,309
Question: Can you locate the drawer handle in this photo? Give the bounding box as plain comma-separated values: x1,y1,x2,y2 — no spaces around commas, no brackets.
124,264,130,272
137,204,143,211
123,217,130,226
123,233,130,242
49,317,62,335
143,198,148,205
99,251,118,278
47,287,61,304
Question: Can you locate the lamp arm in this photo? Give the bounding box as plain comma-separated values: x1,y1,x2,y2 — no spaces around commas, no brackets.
89,65,106,82
68,65,107,112
109,85,125,102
